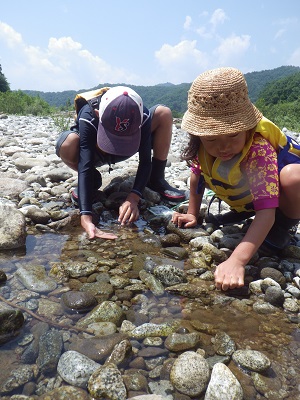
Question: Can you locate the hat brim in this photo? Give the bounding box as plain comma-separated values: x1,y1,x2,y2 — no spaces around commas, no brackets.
97,122,141,157
181,102,263,136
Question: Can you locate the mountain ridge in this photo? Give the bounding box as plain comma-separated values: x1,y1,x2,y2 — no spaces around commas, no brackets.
22,65,300,115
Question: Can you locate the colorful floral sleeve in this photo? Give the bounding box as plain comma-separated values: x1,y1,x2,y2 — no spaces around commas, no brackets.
242,133,279,210
189,159,205,194
190,159,202,176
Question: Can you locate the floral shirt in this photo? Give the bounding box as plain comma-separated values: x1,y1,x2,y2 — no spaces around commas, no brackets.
191,133,279,211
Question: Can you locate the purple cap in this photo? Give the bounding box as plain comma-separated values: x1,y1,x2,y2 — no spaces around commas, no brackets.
97,86,143,157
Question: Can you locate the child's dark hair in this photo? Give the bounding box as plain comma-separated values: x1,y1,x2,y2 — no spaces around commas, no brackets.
181,134,201,166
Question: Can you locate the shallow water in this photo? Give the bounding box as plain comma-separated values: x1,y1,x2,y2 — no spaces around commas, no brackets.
1,221,300,399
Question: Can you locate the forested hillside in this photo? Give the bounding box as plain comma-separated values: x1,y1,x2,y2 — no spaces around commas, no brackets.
23,65,300,116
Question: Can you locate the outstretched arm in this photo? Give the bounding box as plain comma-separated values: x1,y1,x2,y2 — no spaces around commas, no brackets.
81,215,117,240
172,172,203,227
214,208,276,291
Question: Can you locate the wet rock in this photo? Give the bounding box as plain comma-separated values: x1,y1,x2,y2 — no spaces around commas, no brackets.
165,282,209,299
105,338,132,366
0,364,36,394
50,261,103,279
77,300,124,327
69,333,128,362
148,380,174,399
251,371,283,399
110,275,131,289
0,269,7,283
252,300,278,314
264,286,285,307
249,279,263,294
281,245,300,259
232,350,271,372
16,264,57,293
283,297,299,312
189,235,214,250
164,332,201,352
201,243,228,264
167,220,209,242
123,371,149,393
139,270,165,296
80,281,114,298
170,351,210,397
36,330,63,374
129,396,166,400
57,350,100,388
0,309,25,345
129,320,181,339
261,277,281,292
153,264,186,286
218,233,244,250
60,290,98,313
87,362,127,400
205,362,243,400
260,267,286,288
39,385,91,399
0,203,26,249
161,246,188,260
213,331,236,356
138,346,168,358
160,233,181,247
85,321,117,337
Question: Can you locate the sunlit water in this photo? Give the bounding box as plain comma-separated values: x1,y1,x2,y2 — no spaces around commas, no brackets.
0,219,300,399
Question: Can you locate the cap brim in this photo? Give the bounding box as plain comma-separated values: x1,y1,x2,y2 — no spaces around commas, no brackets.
97,122,141,157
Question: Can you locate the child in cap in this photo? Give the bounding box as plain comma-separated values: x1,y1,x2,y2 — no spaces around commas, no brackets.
56,86,185,239
172,67,300,291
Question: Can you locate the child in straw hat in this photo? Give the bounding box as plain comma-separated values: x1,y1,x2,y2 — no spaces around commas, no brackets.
172,67,300,291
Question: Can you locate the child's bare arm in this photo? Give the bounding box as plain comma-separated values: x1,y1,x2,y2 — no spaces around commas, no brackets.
172,172,203,227
214,208,276,290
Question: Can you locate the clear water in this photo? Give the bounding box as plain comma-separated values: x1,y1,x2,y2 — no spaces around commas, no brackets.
0,223,300,399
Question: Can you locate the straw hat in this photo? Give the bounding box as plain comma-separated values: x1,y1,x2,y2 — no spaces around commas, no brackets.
181,67,263,136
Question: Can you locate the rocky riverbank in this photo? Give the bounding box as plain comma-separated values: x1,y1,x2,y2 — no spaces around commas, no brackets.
1,114,300,399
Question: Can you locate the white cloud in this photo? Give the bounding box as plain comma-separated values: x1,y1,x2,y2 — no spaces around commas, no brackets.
195,9,228,39
209,9,228,31
196,26,212,39
214,34,251,64
274,29,285,40
0,22,22,48
155,40,208,82
184,16,192,30
0,23,139,91
288,47,300,66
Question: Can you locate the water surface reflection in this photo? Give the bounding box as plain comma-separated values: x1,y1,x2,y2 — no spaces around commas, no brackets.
0,224,300,398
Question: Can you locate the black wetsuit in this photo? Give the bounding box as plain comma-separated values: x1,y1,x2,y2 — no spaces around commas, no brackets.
77,103,155,215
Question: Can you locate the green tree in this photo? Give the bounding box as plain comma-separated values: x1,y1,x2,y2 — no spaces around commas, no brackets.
0,64,10,92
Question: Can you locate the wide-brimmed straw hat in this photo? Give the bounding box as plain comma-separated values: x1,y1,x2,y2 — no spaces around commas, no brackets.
181,67,263,136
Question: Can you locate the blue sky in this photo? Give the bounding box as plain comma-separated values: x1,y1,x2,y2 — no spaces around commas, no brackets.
1,0,300,92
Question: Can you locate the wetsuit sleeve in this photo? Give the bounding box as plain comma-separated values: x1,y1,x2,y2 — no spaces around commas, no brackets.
243,133,279,210
131,113,152,197
77,105,98,215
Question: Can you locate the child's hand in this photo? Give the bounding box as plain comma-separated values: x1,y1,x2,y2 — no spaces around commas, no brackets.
118,200,139,225
81,215,117,240
214,258,245,291
172,212,197,228
118,193,140,225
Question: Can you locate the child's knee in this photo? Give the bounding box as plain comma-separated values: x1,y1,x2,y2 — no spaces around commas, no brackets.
280,164,300,187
